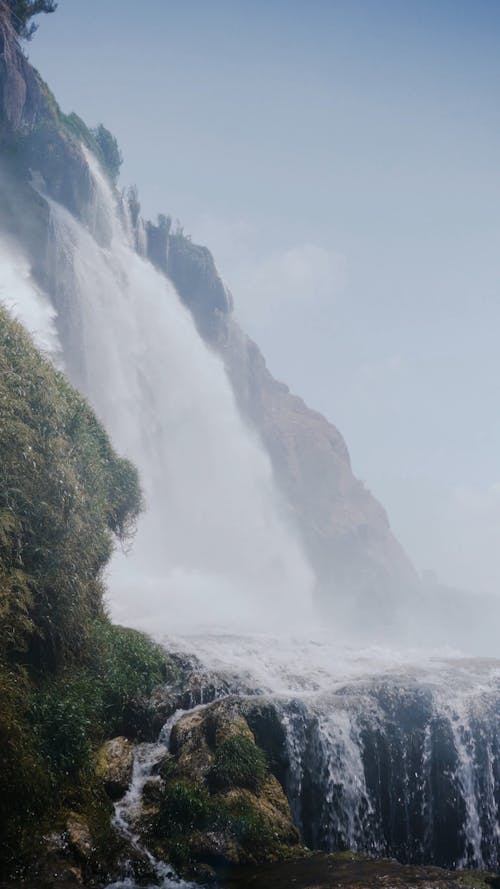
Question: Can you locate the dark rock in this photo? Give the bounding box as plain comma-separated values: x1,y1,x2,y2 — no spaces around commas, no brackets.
218,852,500,889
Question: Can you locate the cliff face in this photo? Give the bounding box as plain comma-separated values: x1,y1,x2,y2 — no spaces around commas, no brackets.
0,4,93,218
146,220,418,614
219,319,418,613
0,16,418,615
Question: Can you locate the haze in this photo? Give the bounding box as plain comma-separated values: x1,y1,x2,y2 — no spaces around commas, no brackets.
28,0,500,596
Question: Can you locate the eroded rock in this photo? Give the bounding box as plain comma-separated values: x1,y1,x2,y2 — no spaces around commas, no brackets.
96,736,133,800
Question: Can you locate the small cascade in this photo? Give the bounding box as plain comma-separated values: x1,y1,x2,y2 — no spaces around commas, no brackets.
280,663,500,869
105,709,203,889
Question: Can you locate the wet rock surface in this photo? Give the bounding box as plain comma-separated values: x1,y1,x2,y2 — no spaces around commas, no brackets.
219,852,500,889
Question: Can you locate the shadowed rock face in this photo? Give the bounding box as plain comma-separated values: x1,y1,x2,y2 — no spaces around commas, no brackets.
0,7,93,218
218,851,500,889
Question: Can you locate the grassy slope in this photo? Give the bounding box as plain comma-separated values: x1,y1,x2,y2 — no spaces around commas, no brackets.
0,305,167,875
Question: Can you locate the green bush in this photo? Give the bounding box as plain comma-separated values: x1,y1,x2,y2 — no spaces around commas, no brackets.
31,675,100,779
157,780,212,836
29,620,168,782
208,733,268,792
90,124,123,182
7,0,57,41
90,620,168,735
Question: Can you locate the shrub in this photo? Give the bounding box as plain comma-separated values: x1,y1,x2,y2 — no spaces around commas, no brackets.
7,0,57,41
31,675,100,779
89,620,168,735
91,124,123,182
30,621,169,781
157,780,212,836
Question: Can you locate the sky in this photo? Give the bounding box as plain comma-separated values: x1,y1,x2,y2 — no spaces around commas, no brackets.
28,0,500,595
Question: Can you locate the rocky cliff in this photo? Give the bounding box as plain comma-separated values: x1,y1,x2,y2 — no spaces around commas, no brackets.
0,6,418,620
146,219,419,618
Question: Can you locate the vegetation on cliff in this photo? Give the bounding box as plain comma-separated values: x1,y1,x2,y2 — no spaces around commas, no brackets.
0,305,168,876
5,0,57,41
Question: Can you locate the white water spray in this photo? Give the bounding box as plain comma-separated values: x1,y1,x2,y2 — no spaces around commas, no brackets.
0,240,61,359
37,152,314,633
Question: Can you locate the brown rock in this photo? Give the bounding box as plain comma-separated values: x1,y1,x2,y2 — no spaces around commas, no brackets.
96,736,133,800
65,813,93,861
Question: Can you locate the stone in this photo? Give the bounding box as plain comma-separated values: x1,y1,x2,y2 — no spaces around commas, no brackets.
96,736,133,800
65,813,94,861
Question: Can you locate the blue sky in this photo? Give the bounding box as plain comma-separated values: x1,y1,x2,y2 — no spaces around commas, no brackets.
28,1,500,593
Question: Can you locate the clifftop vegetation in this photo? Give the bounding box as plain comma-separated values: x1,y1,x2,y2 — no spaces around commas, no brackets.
3,0,57,40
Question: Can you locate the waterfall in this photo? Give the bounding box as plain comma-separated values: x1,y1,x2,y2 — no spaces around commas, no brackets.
2,146,500,877
0,240,61,358
167,632,500,870
23,150,315,633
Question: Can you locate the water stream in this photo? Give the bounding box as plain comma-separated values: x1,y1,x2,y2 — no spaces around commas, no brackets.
105,708,204,889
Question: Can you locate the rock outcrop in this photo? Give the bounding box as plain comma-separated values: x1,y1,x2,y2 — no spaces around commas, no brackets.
96,737,133,801
142,699,301,879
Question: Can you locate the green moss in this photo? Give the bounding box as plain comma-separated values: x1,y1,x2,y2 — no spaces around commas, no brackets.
208,733,268,792
157,780,212,837
221,796,273,852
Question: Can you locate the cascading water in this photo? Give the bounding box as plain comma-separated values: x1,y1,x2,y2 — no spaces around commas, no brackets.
0,240,61,358
39,151,315,633
166,633,500,871
106,708,205,889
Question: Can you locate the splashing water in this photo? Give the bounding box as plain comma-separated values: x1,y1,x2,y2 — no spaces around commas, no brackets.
0,240,61,358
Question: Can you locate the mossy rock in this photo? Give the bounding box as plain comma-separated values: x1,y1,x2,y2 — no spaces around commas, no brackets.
208,733,268,792
95,737,133,800
149,699,302,875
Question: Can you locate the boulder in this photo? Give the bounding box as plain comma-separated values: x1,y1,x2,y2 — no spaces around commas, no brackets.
65,813,94,861
96,736,133,800
151,699,301,874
